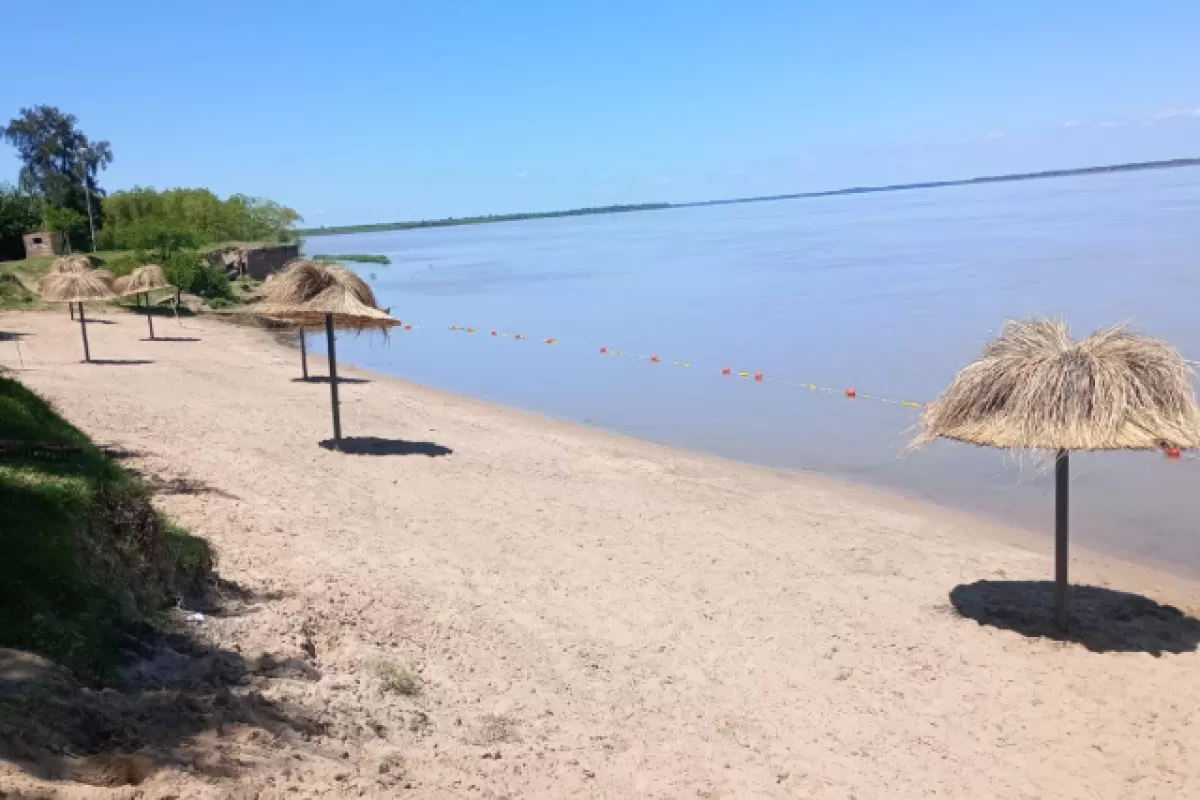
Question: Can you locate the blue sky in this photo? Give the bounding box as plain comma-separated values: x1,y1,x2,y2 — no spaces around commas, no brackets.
3,1,1199,225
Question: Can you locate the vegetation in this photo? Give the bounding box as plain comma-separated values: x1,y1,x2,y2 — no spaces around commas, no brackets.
296,203,671,236
0,183,42,261
98,187,300,250
313,253,391,264
372,659,419,695
0,374,213,682
3,106,111,251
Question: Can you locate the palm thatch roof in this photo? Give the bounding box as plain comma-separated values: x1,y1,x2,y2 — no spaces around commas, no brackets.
914,318,1200,451
261,259,376,307
256,259,392,330
37,269,116,303
119,264,171,296
48,255,92,274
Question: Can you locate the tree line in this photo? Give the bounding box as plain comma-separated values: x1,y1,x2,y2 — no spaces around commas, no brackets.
0,105,301,262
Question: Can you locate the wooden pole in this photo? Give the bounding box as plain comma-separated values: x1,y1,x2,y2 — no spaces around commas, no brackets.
1055,449,1070,633
325,314,341,446
299,328,309,380
146,294,155,340
78,303,91,363
70,302,76,320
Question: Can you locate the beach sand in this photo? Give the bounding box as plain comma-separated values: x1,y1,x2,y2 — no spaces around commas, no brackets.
3,308,1200,799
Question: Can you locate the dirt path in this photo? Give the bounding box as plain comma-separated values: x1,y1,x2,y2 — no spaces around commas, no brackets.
3,308,1200,799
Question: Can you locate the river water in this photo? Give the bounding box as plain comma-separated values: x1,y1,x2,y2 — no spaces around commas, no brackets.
303,167,1200,577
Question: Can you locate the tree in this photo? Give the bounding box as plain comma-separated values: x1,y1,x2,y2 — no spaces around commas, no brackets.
2,106,112,237
0,184,42,261
42,205,88,251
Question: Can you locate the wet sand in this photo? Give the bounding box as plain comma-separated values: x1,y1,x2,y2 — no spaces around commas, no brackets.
3,308,1200,799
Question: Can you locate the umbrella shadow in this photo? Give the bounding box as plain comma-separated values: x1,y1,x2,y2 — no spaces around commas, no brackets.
319,436,453,457
949,580,1200,656
0,331,30,341
87,359,154,366
292,376,371,384
81,318,119,325
141,337,200,343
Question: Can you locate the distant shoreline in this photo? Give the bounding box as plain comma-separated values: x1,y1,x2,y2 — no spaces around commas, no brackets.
297,156,1200,237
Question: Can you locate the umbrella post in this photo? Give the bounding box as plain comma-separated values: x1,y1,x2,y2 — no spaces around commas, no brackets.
69,302,76,320
146,294,155,340
1055,449,1070,633
78,303,91,363
325,313,342,447
299,327,309,380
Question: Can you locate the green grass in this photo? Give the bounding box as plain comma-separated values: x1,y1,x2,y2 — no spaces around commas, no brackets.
312,254,391,265
0,375,214,682
371,659,419,695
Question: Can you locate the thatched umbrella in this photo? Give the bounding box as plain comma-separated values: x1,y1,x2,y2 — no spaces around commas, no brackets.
256,280,398,448
261,259,378,381
48,255,92,319
115,265,171,340
914,318,1200,632
37,269,117,363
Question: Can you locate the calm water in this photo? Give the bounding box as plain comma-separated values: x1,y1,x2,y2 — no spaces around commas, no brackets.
304,168,1200,577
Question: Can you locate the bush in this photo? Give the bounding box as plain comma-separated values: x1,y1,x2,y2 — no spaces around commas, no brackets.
103,250,150,278
163,249,233,301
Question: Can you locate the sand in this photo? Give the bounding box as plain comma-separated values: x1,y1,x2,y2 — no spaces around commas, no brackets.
3,307,1200,799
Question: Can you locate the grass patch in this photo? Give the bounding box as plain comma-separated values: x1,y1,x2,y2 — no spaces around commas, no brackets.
313,254,391,265
372,659,419,695
0,375,214,682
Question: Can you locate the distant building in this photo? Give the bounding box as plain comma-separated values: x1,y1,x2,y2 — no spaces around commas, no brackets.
22,231,66,259
205,244,300,280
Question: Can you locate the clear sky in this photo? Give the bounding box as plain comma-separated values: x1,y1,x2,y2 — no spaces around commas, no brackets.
3,1,1199,226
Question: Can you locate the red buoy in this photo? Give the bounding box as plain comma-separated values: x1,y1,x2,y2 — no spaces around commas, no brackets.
404,324,412,331
845,388,857,398
491,330,497,336
754,372,763,382
650,354,660,363
544,337,555,344
515,334,523,340
1167,447,1183,459
722,366,731,375
600,346,607,353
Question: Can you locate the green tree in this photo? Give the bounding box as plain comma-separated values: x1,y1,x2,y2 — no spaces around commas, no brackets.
42,205,88,251
0,184,42,261
2,106,112,237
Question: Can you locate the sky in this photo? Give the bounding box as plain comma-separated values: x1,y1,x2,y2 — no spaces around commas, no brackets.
2,1,1199,226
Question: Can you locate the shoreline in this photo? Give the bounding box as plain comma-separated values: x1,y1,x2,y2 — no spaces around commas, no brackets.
5,307,1200,797
282,320,1200,596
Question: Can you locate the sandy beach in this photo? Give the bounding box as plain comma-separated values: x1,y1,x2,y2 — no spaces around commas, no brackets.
3,306,1200,799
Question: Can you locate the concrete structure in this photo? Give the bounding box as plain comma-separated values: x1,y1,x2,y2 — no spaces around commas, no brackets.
22,231,66,259
205,244,300,280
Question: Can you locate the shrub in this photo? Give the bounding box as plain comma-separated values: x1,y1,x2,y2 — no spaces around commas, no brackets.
104,250,151,278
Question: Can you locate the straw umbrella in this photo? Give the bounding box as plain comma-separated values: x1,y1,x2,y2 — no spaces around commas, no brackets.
115,264,172,340
37,269,117,362
47,255,92,319
914,318,1200,632
261,259,378,381
257,283,398,448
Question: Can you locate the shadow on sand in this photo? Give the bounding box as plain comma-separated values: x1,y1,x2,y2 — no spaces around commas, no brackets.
949,580,1200,656
292,376,371,385
80,318,119,325
0,331,30,342
0,580,323,787
141,337,200,343
319,436,453,457
86,359,154,366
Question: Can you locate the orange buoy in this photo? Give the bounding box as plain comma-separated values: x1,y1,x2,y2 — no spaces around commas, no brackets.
650,354,660,363
600,346,607,353
1166,447,1183,459
845,388,857,398
722,366,731,375
754,372,763,382
466,327,475,333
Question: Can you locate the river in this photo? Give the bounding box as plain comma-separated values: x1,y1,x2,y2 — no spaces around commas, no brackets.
302,167,1200,577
